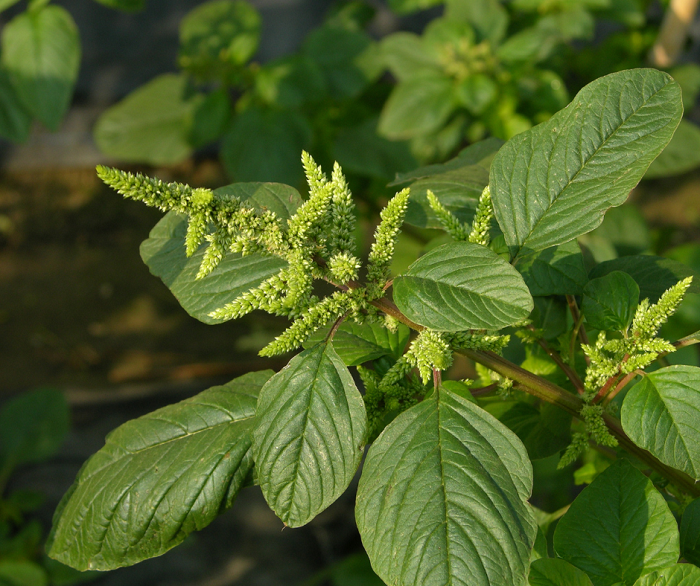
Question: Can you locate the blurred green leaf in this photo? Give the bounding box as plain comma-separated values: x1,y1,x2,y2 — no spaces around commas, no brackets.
221,108,311,184
330,553,384,586
92,0,145,11
178,0,260,81
95,74,199,165
445,0,509,45
0,0,21,12
0,388,69,467
386,0,441,15
188,87,231,148
588,205,651,257
646,120,700,179
597,0,646,28
1,5,80,131
254,56,326,108
0,560,47,586
0,69,31,143
669,63,700,110
456,73,497,115
380,32,441,82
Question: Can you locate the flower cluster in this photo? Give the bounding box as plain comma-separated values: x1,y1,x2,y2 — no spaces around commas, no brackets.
427,185,493,246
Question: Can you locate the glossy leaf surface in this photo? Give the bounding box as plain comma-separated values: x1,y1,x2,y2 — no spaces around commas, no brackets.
393,242,533,331
356,387,536,586
48,371,273,570
553,460,680,586
253,343,367,527
621,366,700,480
490,69,682,258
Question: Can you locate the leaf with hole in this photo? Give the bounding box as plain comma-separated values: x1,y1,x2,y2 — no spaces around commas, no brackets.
47,371,273,570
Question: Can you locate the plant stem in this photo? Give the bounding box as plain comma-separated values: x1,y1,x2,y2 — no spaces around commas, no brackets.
469,383,499,397
566,295,589,352
603,370,644,407
531,327,585,394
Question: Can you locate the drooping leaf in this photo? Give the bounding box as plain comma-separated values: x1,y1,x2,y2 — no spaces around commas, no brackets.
356,387,537,586
484,400,571,460
378,72,457,140
646,120,700,179
393,242,534,331
589,256,700,303
0,69,31,143
140,211,286,324
490,69,682,258
94,74,198,165
553,459,680,586
252,343,367,527
582,271,639,332
304,322,410,366
47,371,273,571
178,0,261,80
621,365,700,480
680,497,700,565
1,5,80,131
632,564,700,586
529,558,594,586
517,240,588,296
0,388,69,467
221,108,311,184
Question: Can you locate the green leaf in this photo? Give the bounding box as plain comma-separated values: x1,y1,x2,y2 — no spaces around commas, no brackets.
490,69,682,259
517,240,588,296
94,74,198,165
621,365,700,480
356,387,537,586
589,256,700,303
386,0,442,15
0,0,21,12
669,63,700,111
221,108,311,184
0,560,47,586
333,117,417,180
646,120,700,179
328,553,384,586
529,558,594,586
680,498,700,565
0,388,69,466
1,5,80,131
187,87,231,148
588,204,651,257
304,322,410,366
445,0,509,45
391,137,503,185
582,271,639,331
485,401,572,460
252,343,367,527
47,371,273,571
92,0,145,11
378,72,457,140
0,69,31,143
139,211,286,324
212,181,303,221
393,242,534,331
497,27,560,64
553,459,680,586
178,0,261,80
303,24,378,100
380,32,441,82
632,564,700,586
254,56,326,108
456,73,498,115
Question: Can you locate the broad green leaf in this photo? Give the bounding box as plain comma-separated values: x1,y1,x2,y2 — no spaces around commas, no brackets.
517,240,588,296
94,74,198,165
333,117,417,180
178,0,261,80
582,271,639,331
92,0,145,11
221,108,311,184
0,69,31,143
391,137,503,185
646,120,700,179
0,388,69,466
356,387,537,586
456,73,497,115
497,27,560,64
380,32,441,82
632,564,700,586
378,72,457,140
253,343,367,527
303,24,378,100
553,459,680,586
47,371,273,571
529,558,594,586
445,0,509,45
140,211,286,324
304,322,410,366
621,366,700,480
589,256,700,303
404,165,489,229
490,69,682,258
2,5,80,131
393,242,534,331
681,498,700,565
485,401,572,460
0,560,47,586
